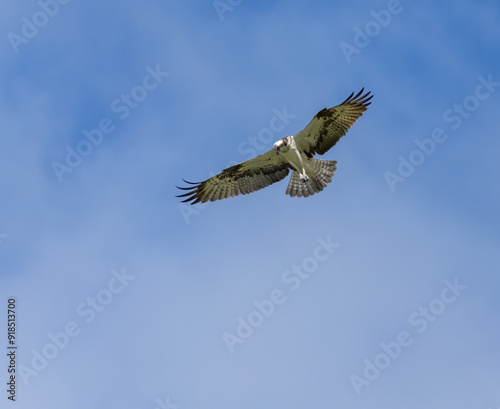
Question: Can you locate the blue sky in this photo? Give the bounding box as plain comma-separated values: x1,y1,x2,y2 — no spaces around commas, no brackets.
1,0,500,408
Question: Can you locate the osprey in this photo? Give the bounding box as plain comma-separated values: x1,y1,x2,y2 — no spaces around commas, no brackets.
177,89,372,204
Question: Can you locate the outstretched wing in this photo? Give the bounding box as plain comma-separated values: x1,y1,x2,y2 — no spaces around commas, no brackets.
177,149,290,204
294,89,373,156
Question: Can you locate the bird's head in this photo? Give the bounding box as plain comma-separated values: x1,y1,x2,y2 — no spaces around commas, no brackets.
273,138,288,155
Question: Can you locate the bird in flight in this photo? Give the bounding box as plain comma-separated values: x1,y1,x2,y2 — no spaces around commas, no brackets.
177,89,372,204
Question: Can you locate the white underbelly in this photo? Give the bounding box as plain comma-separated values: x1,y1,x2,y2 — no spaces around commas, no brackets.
283,147,307,174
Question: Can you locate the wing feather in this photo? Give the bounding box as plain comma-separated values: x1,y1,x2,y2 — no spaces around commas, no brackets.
177,149,290,204
294,89,373,156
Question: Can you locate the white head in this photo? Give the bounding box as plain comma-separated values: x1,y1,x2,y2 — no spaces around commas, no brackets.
273,137,289,155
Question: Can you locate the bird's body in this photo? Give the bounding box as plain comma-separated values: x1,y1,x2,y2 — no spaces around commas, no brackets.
177,89,372,204
275,135,308,180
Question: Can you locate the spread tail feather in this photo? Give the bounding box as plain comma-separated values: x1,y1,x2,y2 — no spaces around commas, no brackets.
285,159,337,198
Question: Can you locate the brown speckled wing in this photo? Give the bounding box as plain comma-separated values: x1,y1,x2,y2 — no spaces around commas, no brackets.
295,89,373,156
177,149,290,204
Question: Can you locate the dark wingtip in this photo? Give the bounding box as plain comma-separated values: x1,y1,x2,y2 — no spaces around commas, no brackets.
176,190,196,198
182,178,201,185
353,88,364,99
180,195,197,203
342,91,355,104
344,88,373,108
176,179,203,205
176,185,198,191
